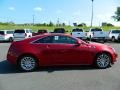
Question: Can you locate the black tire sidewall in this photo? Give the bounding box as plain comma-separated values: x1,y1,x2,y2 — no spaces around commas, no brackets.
18,56,37,72
95,53,111,69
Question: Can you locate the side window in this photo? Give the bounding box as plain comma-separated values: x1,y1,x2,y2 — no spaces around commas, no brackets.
33,36,53,43
53,36,77,44
7,31,14,34
29,30,32,33
26,30,29,33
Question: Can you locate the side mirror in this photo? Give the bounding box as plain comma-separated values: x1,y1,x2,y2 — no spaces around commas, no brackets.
74,42,81,46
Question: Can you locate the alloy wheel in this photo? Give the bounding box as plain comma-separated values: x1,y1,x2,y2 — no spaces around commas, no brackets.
96,53,111,69
19,56,37,71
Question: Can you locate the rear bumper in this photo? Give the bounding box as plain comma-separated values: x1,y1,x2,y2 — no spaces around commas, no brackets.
91,37,110,41
13,37,25,41
7,51,18,65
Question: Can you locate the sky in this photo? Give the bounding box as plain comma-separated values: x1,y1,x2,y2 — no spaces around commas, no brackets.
0,0,120,26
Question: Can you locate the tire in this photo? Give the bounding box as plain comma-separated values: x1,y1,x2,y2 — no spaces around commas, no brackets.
95,53,112,69
18,55,37,72
111,37,115,42
9,37,13,42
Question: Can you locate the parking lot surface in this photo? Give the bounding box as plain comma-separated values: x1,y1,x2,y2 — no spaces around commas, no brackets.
0,42,120,90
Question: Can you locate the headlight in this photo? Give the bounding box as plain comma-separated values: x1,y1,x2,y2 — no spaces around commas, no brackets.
112,47,116,53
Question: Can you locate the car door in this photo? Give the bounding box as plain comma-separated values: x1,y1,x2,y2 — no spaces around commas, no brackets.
33,35,79,65
45,35,91,65
33,35,91,65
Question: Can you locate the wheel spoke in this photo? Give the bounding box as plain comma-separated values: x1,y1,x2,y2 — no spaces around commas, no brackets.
96,53,111,68
20,56,36,71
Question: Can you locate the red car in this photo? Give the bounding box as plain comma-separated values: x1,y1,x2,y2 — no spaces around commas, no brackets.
7,33,118,71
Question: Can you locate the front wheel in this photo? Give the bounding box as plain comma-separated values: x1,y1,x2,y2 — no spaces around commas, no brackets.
18,56,37,72
95,53,112,69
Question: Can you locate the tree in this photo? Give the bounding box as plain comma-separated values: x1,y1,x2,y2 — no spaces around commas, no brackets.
78,23,86,27
62,23,66,26
112,7,120,21
73,23,77,26
106,23,114,27
48,21,54,26
102,22,114,26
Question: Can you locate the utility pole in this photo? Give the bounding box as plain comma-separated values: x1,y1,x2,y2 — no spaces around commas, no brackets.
57,18,60,27
91,0,94,27
33,14,35,25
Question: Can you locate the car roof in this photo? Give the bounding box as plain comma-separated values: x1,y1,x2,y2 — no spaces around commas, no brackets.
22,33,71,41
17,33,84,44
33,33,71,37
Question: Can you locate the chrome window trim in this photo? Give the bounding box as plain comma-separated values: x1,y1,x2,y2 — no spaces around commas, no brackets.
30,35,78,45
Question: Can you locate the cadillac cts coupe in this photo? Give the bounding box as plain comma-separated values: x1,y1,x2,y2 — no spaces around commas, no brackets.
7,33,118,71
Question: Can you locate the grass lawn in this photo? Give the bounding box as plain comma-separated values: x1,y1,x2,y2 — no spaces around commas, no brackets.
0,24,120,33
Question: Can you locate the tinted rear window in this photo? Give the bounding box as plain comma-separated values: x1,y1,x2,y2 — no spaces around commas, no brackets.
14,30,25,33
38,30,47,33
72,29,83,32
54,28,65,33
91,28,102,32
0,31,4,35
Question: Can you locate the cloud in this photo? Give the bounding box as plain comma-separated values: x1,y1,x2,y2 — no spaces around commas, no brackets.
34,7,42,12
8,7,15,11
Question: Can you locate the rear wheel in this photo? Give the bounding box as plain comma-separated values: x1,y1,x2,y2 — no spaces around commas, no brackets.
95,53,112,69
9,37,13,42
18,55,37,72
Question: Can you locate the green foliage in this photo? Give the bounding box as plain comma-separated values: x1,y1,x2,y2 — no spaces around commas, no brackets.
0,24,120,33
112,7,120,21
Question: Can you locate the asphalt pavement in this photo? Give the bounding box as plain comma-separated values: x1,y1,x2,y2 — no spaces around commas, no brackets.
0,42,120,90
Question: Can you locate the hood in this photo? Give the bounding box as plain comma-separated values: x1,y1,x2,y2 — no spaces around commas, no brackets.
88,42,108,49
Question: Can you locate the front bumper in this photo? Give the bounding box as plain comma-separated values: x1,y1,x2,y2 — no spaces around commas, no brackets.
112,52,118,64
91,37,110,41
